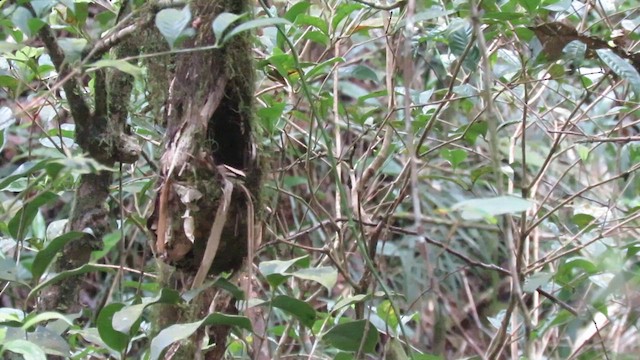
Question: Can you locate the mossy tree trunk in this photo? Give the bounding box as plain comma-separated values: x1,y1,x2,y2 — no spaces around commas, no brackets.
146,0,259,358
34,4,141,311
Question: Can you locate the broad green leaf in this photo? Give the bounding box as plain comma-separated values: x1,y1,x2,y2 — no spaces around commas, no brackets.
222,18,291,44
562,40,586,61
112,288,181,334
302,30,329,46
0,128,6,153
518,0,540,12
155,6,191,48
324,320,379,353
597,49,640,99
271,295,316,328
0,257,29,285
149,313,251,360
56,38,87,63
483,12,525,20
31,231,87,283
349,65,378,81
452,195,533,220
0,106,14,131
377,300,399,330
2,339,47,360
97,303,129,352
3,326,70,357
306,56,344,80
542,0,571,11
332,294,369,312
212,12,243,42
30,1,55,17
463,121,488,145
28,264,114,301
523,272,552,292
12,7,34,37
0,159,45,190
296,14,327,34
291,267,337,290
439,149,467,169
259,256,308,277
9,191,59,240
332,3,362,29
88,59,142,78
21,312,72,331
284,1,311,22
384,337,409,360
0,42,25,53
449,26,471,56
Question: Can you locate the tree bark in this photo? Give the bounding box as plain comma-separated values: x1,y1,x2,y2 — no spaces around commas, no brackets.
146,0,259,358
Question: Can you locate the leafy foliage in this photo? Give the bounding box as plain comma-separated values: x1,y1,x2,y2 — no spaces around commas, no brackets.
0,0,639,359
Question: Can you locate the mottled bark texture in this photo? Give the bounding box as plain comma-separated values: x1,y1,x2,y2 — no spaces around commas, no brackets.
35,4,141,311
146,0,259,358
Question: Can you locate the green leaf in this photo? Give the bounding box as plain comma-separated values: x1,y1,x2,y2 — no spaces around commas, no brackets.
259,255,308,288
518,0,540,12
155,6,192,48
87,59,142,78
291,267,337,290
149,313,251,360
2,339,47,360
21,312,72,331
332,294,369,312
56,38,87,63
452,195,533,220
0,128,6,153
0,257,29,285
112,288,181,334
377,300,399,330
284,1,311,22
30,1,55,17
296,14,327,34
464,121,487,145
271,295,316,328
97,303,129,352
349,65,378,81
562,40,586,61
0,106,14,131
222,17,291,44
31,231,87,282
212,12,243,42
9,191,59,240
28,264,114,301
449,26,471,56
439,149,467,169
597,49,640,99
12,7,34,37
523,272,552,292
324,320,379,353
0,42,25,54
332,3,363,29
384,337,410,360
572,213,596,230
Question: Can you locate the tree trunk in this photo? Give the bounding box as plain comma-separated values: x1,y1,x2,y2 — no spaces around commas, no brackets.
146,0,259,357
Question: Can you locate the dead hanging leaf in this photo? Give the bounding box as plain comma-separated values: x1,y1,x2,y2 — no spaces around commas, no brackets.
183,209,195,243
191,177,234,289
173,183,203,203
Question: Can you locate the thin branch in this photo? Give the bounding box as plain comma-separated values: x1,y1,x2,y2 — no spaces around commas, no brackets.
350,0,407,11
